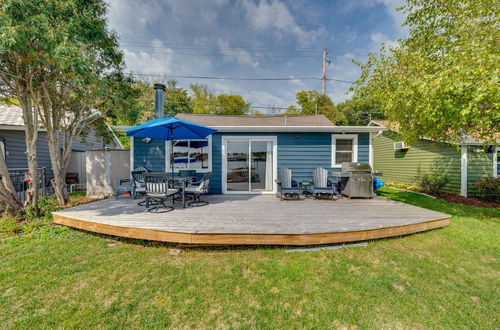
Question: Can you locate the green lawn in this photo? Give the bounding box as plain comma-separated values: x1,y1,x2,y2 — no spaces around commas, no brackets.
1,188,499,328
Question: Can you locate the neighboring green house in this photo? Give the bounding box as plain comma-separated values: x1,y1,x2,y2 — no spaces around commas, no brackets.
370,121,499,198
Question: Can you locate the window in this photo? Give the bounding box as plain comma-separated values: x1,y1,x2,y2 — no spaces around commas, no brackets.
332,134,358,167
169,138,211,172
0,140,4,159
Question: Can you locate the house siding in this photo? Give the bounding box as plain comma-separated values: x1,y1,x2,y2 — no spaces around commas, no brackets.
467,147,494,197
1,129,119,185
210,132,370,194
373,132,461,195
133,137,165,172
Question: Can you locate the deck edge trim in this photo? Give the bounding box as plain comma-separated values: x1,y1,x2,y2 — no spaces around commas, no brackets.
52,214,451,246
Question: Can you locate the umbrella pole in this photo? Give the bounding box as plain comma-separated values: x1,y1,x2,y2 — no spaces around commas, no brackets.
170,126,174,177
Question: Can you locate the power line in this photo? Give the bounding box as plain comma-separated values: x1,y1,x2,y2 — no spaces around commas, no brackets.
125,72,355,83
121,49,321,58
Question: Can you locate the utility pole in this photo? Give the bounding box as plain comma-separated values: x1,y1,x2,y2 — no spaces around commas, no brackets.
321,48,329,95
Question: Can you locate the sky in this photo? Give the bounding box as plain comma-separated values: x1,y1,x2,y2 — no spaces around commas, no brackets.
107,0,405,112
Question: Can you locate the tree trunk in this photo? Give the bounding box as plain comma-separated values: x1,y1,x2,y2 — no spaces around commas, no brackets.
19,86,40,210
41,94,71,206
46,132,70,205
0,149,24,218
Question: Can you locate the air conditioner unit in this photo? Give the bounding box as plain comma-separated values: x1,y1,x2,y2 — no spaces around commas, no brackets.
394,141,410,150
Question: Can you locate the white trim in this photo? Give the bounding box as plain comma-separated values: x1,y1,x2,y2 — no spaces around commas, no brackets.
165,140,172,173
369,132,374,167
331,134,358,168
114,125,386,133
104,120,124,149
129,137,134,174
221,136,278,194
460,145,468,197
494,147,499,178
0,140,5,158
212,126,386,133
165,136,213,173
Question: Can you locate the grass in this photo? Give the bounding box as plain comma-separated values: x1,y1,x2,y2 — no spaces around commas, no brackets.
1,188,498,328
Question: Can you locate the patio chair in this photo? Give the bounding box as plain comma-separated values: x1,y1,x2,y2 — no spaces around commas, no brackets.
312,167,337,200
131,168,150,200
144,173,179,213
178,170,197,180
115,178,133,199
185,172,212,207
276,167,301,201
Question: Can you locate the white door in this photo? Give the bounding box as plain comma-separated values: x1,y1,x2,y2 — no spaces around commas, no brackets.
222,136,277,194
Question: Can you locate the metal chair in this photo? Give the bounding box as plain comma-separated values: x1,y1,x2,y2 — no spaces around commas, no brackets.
144,173,179,213
276,168,301,201
131,169,149,200
312,167,337,199
115,178,133,199
185,172,211,207
178,170,197,180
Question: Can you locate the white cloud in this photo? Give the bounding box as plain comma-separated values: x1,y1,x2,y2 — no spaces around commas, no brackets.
241,0,324,46
107,0,163,38
122,39,174,74
370,32,399,50
217,39,259,68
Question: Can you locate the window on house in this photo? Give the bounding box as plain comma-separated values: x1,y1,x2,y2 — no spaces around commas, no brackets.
332,134,358,167
171,138,211,171
0,140,5,159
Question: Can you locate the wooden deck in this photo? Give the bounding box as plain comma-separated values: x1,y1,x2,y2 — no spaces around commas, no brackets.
52,195,450,246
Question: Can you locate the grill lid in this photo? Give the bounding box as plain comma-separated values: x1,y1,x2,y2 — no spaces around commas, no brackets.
341,162,372,172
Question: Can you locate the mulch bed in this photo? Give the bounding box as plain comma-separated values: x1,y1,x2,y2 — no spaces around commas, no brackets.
435,193,500,209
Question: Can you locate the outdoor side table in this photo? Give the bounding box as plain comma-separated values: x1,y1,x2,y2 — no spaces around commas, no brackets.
300,181,313,198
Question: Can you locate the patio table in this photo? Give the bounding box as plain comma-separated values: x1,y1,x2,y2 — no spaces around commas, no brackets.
145,173,192,208
169,175,193,208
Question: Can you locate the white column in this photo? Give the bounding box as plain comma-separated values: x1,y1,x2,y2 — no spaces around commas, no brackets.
369,132,374,167
460,145,468,197
129,137,134,176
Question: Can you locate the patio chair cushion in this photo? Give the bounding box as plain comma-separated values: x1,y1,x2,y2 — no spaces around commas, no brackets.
147,189,179,198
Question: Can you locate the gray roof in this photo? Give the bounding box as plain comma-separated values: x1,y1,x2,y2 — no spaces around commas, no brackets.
175,113,335,127
0,105,24,126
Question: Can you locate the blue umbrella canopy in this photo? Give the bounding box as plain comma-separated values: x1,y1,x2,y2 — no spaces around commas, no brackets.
125,117,216,140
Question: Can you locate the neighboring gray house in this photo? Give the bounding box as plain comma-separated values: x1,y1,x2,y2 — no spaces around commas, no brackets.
0,105,123,187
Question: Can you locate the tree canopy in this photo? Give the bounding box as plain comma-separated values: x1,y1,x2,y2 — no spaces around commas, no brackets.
355,0,499,144
288,90,344,124
190,83,250,115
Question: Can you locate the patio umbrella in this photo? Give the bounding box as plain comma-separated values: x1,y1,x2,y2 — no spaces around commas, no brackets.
125,117,216,175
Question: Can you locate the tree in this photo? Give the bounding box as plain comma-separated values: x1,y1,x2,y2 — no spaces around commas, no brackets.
293,90,344,123
0,0,123,205
0,0,51,210
282,105,301,115
190,83,250,115
190,83,217,114
336,95,383,126
164,81,192,116
354,0,499,144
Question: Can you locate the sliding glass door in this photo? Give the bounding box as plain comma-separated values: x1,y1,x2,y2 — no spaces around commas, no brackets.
224,137,276,193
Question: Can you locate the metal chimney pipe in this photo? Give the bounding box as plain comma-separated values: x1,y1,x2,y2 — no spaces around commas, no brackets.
154,83,166,119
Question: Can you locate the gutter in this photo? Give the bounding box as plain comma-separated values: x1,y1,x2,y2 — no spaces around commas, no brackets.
114,125,387,133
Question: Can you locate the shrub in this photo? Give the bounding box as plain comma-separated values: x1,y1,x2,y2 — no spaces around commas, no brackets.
416,173,449,195
475,177,500,202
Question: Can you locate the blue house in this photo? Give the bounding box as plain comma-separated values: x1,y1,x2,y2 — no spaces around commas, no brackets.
128,113,383,194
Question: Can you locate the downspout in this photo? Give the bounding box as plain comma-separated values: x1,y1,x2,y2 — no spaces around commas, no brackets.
460,145,467,197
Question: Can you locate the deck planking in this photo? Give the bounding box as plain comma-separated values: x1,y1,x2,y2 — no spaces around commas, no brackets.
52,194,450,245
